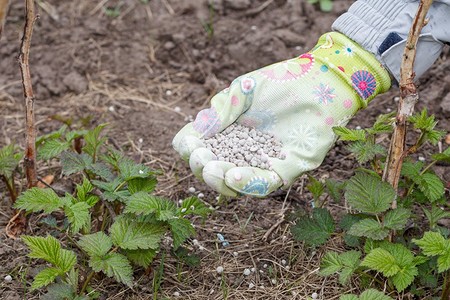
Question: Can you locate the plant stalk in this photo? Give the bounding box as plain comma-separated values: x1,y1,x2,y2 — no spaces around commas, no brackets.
382,0,434,209
0,0,9,39
19,0,39,189
442,270,450,300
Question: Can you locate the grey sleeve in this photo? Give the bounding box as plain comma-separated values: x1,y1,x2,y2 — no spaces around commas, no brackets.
332,0,450,82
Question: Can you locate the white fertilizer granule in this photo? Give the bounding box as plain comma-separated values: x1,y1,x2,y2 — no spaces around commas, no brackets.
203,124,284,170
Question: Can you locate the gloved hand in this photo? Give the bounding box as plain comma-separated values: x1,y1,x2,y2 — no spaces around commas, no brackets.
173,32,391,197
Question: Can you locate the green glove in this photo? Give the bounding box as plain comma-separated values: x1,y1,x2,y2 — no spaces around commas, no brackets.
173,32,391,197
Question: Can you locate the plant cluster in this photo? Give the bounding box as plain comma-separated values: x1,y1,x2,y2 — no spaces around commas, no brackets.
1,124,210,299
291,109,450,299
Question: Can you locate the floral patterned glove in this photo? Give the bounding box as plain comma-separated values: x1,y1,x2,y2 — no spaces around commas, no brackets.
173,32,391,197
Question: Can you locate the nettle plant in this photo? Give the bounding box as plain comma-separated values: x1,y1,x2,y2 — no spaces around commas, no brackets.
12,124,210,298
291,109,450,299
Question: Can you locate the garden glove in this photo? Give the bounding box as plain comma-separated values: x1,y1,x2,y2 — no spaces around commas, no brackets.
173,32,391,197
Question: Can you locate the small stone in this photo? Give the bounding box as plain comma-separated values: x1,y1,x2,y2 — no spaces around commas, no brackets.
263,264,268,268
216,266,224,274
243,268,251,276
418,156,425,161
281,259,287,265
251,267,256,272
271,279,277,284
174,106,181,112
312,292,319,299
164,41,175,50
173,291,180,297
198,193,204,198
248,282,255,289
233,251,239,257
4,275,12,282
188,187,196,193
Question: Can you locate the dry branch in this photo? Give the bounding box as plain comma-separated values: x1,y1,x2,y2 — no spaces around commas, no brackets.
19,0,38,189
383,0,434,209
0,0,10,39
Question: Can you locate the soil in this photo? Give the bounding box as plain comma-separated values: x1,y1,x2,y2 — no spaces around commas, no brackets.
0,0,449,299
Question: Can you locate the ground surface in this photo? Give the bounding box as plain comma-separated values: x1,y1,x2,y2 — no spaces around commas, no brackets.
0,0,449,299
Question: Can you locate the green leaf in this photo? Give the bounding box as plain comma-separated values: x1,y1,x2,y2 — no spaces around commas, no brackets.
36,126,67,146
75,177,99,207
340,295,359,300
124,248,157,268
340,214,362,247
64,202,90,233
65,129,88,142
361,248,400,277
37,139,70,160
319,251,342,276
319,0,333,12
432,147,450,163
61,151,93,176
345,172,395,214
118,157,153,181
86,162,115,181
380,242,414,268
391,264,418,292
348,218,389,240
413,231,449,256
423,206,450,228
307,176,325,202
325,178,345,203
110,216,166,250
89,252,133,286
124,192,176,219
409,108,437,132
168,218,196,250
0,144,21,178
41,283,78,300
366,113,395,135
419,173,445,202
82,124,107,158
22,235,76,272
92,178,130,202
32,267,61,290
128,177,157,194
339,251,361,285
359,289,393,300
383,208,410,230
179,196,211,218
347,140,385,164
333,126,366,141
172,246,201,267
291,208,335,247
78,232,113,257
437,250,450,273
14,188,62,213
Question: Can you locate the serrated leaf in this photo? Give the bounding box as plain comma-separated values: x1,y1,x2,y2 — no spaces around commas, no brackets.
345,172,395,214
307,176,325,201
41,283,78,300
348,218,389,240
22,235,76,272
383,208,410,230
413,231,449,256
432,147,450,163
61,151,93,176
366,113,395,135
333,126,366,141
325,178,345,203
379,242,414,268
0,144,21,178
100,147,124,169
31,267,61,290
437,250,450,273
425,130,446,145
172,246,201,268
64,202,90,233
418,173,445,202
340,214,363,247
37,139,70,160
361,248,400,277
128,177,157,194
179,196,211,218
423,206,450,228
340,295,359,300
412,255,428,266
124,248,157,268
75,177,94,202
338,251,361,285
347,140,385,164
291,208,335,247
82,124,107,159
89,252,133,286
92,178,130,202
118,157,152,181
409,108,437,132
86,162,115,181
65,129,88,142
124,192,176,220
36,126,67,146
14,188,62,213
391,264,418,292
319,252,342,276
359,289,393,300
78,232,113,257
110,216,165,250
168,217,196,250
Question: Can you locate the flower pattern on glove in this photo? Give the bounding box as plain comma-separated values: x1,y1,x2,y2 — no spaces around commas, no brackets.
351,70,376,99
193,107,221,138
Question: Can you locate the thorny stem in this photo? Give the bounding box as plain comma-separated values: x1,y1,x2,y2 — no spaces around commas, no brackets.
1,175,17,203
19,0,39,189
442,270,450,300
0,0,9,39
383,0,434,209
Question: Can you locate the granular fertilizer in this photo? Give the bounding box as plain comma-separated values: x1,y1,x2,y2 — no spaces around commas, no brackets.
203,124,284,170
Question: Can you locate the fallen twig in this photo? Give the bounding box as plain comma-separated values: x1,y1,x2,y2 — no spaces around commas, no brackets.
383,0,433,209
0,0,10,39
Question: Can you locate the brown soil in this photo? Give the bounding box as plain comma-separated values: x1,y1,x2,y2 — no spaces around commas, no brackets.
0,0,449,299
